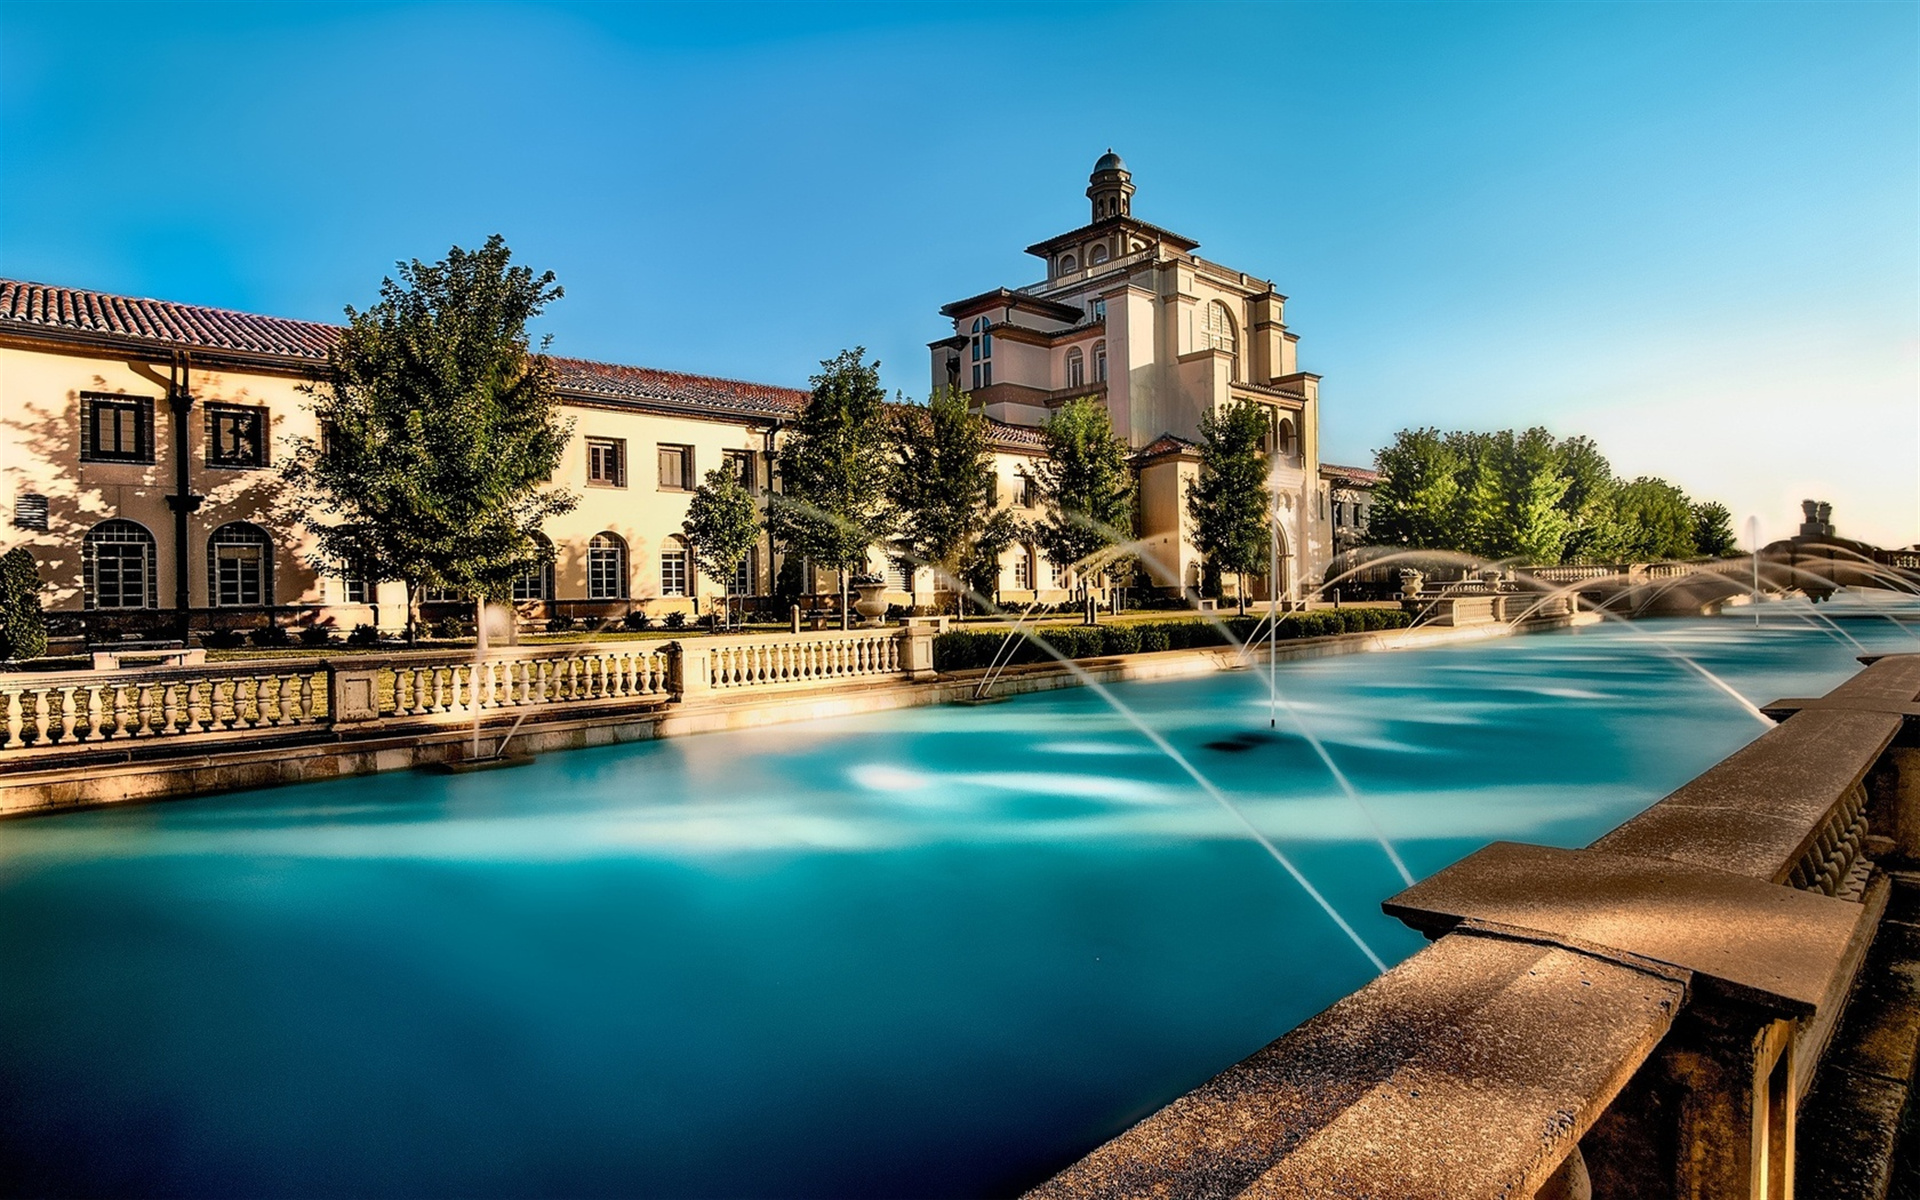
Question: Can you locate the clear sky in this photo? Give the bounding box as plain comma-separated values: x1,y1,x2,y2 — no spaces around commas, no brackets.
4,1,1915,547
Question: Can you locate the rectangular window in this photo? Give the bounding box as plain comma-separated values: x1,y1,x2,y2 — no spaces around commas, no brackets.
1095,346,1107,382
588,541,627,599
343,572,370,604
80,394,154,463
727,549,756,597
93,543,149,609
1067,354,1084,388
1092,299,1106,322
723,449,755,492
660,548,688,596
1333,501,1345,528
971,362,992,390
511,562,550,602
657,444,694,491
587,438,626,487
1019,475,1038,509
885,559,909,591
1014,551,1032,590
206,405,268,468
215,544,265,606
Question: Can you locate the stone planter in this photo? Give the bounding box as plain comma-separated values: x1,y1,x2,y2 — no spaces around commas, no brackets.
853,582,890,627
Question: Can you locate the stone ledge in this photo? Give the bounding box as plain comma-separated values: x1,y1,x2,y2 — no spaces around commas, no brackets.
1024,933,1684,1200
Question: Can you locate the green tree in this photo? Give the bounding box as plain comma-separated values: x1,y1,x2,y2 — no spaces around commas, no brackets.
1692,501,1739,558
1185,400,1272,613
961,508,1022,611
771,348,892,625
1466,427,1572,563
284,236,576,642
1027,397,1136,596
885,386,999,602
683,466,762,628
1555,435,1626,563
1369,428,1468,550
0,547,47,661
1613,477,1699,561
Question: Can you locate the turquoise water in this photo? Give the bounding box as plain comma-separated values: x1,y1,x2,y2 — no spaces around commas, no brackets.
3,608,1917,1197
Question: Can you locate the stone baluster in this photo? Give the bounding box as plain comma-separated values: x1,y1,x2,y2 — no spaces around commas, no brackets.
80,684,105,742
3,689,23,750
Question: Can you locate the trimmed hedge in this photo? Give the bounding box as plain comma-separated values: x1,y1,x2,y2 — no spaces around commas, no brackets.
931,608,1411,671
0,547,47,661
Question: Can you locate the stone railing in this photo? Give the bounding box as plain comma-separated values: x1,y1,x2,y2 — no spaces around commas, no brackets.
0,625,937,762
1029,653,1920,1199
0,659,333,750
679,626,931,696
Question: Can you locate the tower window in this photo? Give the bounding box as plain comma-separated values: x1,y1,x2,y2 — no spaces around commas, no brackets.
1093,340,1107,383
1089,244,1110,266
1202,301,1239,381
970,317,993,389
1059,254,1077,274
1066,349,1084,389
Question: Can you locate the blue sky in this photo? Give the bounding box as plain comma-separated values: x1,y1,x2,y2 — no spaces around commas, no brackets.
4,1,1915,546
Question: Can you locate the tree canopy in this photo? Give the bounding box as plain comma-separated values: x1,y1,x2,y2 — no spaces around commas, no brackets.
1027,397,1135,591
1369,426,1734,564
1186,400,1272,612
283,235,576,635
682,465,761,619
770,348,892,581
885,386,998,587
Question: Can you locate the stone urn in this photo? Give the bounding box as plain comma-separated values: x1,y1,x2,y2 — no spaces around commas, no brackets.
853,580,890,627
1399,569,1425,599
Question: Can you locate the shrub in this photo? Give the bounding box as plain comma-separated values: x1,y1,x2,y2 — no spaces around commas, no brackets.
623,611,654,632
0,546,48,661
299,625,337,647
546,614,577,632
1138,626,1171,653
249,624,292,647
1101,625,1142,656
348,623,381,646
663,611,687,630
431,615,470,639
202,628,246,649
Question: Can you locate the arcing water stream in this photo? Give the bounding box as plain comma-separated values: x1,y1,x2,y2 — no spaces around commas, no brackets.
2,609,1918,1197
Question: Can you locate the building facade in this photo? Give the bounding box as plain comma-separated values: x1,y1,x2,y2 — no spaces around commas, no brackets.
928,153,1329,600
0,280,1065,638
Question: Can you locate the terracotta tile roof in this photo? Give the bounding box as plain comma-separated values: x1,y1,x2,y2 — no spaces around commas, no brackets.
0,278,338,359
1321,462,1382,485
0,278,808,420
1134,433,1198,460
549,357,805,417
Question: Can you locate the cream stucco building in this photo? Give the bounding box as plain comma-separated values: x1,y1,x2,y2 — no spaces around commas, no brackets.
928,152,1329,600
0,281,1063,638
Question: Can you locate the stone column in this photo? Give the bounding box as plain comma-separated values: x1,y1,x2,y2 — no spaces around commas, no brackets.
901,624,936,681
327,661,384,727
670,642,711,698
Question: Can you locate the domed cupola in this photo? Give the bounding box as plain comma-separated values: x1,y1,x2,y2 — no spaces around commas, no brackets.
1087,150,1134,221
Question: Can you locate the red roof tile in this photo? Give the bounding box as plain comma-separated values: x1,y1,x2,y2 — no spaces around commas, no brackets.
0,278,810,420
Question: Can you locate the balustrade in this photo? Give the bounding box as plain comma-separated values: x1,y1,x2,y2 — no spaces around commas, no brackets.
0,628,924,759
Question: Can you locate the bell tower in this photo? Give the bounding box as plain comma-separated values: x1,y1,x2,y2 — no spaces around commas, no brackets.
1086,150,1134,221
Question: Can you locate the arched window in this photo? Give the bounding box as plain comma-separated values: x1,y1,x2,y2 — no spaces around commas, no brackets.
660,535,689,597
1058,254,1078,274
511,532,555,601
1202,301,1238,379
82,519,156,610
1089,243,1110,266
588,532,628,600
1092,340,1107,383
1065,348,1085,389
207,522,273,607
970,317,993,389
1275,417,1297,459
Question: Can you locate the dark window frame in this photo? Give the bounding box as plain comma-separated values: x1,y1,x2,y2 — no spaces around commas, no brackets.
722,449,755,493
587,437,627,488
79,393,155,464
205,404,270,469
657,444,695,492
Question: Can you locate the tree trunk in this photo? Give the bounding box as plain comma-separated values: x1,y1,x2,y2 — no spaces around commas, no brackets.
1238,572,1247,615
405,579,420,645
839,568,849,632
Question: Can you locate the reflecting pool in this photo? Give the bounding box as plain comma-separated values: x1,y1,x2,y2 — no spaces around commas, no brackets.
4,608,1917,1197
